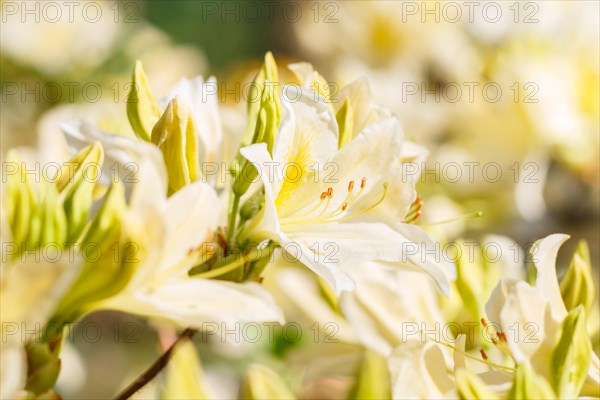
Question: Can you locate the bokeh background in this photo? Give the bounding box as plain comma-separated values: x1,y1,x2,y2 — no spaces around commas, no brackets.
1,0,598,397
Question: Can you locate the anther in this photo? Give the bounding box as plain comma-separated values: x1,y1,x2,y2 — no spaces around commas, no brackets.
341,202,348,211
498,332,507,343
361,177,366,189
348,180,355,192
327,187,333,197
320,192,327,200
480,349,488,360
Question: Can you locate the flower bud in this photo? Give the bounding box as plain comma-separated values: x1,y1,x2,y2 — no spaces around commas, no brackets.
127,60,162,142
348,350,391,399
551,305,591,399
509,362,556,399
163,340,209,399
336,98,354,148
50,182,135,326
57,142,104,242
560,240,596,315
455,368,498,400
242,52,280,148
241,364,295,400
151,97,201,194
24,342,61,396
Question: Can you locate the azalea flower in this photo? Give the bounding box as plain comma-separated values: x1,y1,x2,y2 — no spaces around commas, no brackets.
56,123,283,328
239,84,455,294
484,233,600,397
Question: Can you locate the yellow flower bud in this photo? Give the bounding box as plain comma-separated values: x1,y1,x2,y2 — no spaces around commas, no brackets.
241,364,295,400
509,362,556,399
551,305,591,399
151,97,201,194
455,368,498,400
127,60,162,142
560,240,596,315
348,350,391,399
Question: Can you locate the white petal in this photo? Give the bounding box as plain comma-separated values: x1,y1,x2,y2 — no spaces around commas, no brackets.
278,231,355,295
102,279,284,327
274,85,338,171
239,143,281,239
160,180,221,275
532,233,569,319
61,120,168,201
287,222,454,296
389,342,454,399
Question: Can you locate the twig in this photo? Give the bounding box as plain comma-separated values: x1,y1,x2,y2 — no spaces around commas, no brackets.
113,328,197,400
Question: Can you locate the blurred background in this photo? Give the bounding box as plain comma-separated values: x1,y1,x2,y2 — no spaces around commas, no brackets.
1,0,598,397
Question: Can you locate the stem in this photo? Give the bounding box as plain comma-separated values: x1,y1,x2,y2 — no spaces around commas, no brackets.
227,193,240,247
113,328,197,400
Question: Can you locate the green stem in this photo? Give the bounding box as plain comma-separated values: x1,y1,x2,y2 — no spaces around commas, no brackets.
227,193,240,248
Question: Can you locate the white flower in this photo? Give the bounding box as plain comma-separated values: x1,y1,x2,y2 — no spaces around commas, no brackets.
485,234,599,397
60,123,283,328
239,86,455,294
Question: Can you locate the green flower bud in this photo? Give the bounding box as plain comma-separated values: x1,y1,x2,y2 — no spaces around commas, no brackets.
24,342,61,396
348,350,391,400
453,239,485,322
239,187,265,223
127,60,162,142
336,99,354,149
163,340,209,399
455,369,498,400
37,182,67,247
551,305,591,399
242,52,280,148
55,142,103,193
49,182,136,327
233,86,280,197
151,97,201,194
57,143,104,242
560,240,596,315
241,364,295,400
509,362,556,400
4,151,37,248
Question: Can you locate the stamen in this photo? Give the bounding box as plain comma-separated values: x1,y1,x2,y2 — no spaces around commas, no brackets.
498,332,507,343
361,177,366,189
341,202,348,211
323,182,388,223
320,191,327,200
348,180,354,192
423,211,484,227
327,187,333,197
480,349,488,360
